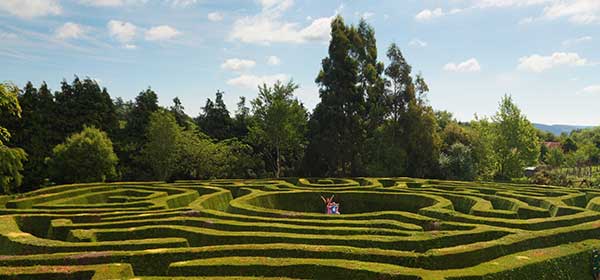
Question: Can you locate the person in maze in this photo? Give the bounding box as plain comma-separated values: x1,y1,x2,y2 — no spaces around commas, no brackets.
320,195,340,214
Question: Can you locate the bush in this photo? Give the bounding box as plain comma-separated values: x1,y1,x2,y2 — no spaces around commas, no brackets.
47,126,118,184
439,143,476,181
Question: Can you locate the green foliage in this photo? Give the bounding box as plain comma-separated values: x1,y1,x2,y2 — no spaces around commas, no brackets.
0,146,27,194
440,143,476,181
561,137,577,153
196,90,234,141
116,88,160,180
0,83,21,144
0,83,27,194
47,126,118,184
435,110,455,131
250,81,307,177
169,97,196,130
469,117,498,180
11,82,58,188
492,95,540,179
54,77,118,137
545,148,565,168
138,110,181,181
306,16,377,176
369,43,440,178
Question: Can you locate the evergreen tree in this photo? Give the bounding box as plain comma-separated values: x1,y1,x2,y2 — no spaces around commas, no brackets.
233,96,251,138
356,19,386,133
562,137,578,153
366,43,440,177
170,97,195,130
12,82,58,188
54,77,118,137
305,16,364,176
404,75,441,178
117,88,160,180
196,90,234,140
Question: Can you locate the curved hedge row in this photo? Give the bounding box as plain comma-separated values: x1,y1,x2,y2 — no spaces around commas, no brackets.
0,178,599,279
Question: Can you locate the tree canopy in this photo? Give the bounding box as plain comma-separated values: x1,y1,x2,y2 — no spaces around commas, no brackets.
47,126,118,184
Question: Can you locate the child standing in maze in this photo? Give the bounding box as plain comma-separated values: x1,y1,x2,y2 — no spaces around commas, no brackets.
320,195,341,214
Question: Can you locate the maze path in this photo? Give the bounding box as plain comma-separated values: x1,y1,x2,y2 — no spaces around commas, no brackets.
1,179,599,279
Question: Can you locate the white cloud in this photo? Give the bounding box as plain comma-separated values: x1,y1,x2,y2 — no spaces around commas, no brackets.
542,0,600,24
582,85,600,94
562,36,592,47
79,0,148,7
227,73,291,89
145,25,181,41
221,58,256,71
444,58,481,72
415,8,444,21
0,0,61,19
208,12,223,22
80,0,124,6
80,0,197,7
267,56,281,65
415,7,463,21
124,44,137,49
473,0,551,8
259,0,294,12
55,22,86,40
472,0,600,25
108,20,137,43
517,52,587,72
230,0,332,44
409,38,427,48
358,12,375,20
166,0,198,7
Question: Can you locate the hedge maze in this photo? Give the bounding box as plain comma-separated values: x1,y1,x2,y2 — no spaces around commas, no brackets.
1,178,600,279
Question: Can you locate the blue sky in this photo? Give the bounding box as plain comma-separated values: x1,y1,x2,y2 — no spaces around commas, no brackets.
1,0,600,125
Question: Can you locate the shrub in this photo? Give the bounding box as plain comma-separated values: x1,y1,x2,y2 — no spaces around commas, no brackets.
47,126,118,184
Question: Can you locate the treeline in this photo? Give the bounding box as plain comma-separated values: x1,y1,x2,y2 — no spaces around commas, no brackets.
1,16,545,193
533,125,600,186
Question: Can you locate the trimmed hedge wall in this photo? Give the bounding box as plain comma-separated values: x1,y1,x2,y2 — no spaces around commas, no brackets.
1,178,599,279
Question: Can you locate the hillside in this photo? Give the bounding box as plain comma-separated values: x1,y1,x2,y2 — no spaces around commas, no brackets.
533,123,593,136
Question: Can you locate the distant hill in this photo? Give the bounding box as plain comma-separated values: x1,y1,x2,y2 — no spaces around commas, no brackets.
533,123,594,135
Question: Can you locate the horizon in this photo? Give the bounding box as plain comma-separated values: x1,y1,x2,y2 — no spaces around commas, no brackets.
2,0,600,126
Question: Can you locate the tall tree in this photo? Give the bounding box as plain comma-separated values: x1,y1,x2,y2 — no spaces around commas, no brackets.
196,90,234,140
138,110,181,181
0,83,27,193
305,16,364,176
233,96,251,138
117,88,160,180
249,81,308,178
366,43,440,177
356,19,386,133
11,82,58,188
54,77,118,137
469,117,498,180
492,95,540,179
170,97,195,130
403,75,441,177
